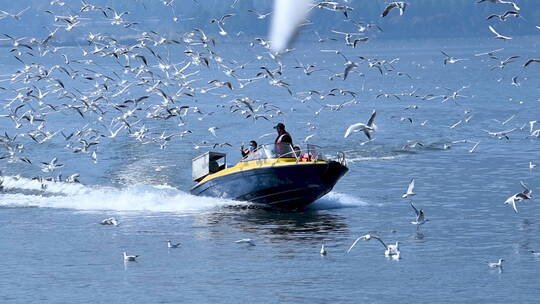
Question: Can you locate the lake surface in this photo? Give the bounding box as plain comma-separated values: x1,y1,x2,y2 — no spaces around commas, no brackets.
0,32,539,303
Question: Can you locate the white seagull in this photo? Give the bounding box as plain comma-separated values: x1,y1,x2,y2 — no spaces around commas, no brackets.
320,243,327,256
488,258,504,269
100,217,119,226
347,234,400,259
504,182,532,213
167,240,181,248
208,127,219,137
381,2,408,17
235,238,256,246
123,252,139,262
344,110,377,140
488,25,512,40
529,161,537,172
402,179,416,198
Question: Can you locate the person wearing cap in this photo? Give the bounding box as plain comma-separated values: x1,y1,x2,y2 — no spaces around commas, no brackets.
274,123,293,145
274,123,293,157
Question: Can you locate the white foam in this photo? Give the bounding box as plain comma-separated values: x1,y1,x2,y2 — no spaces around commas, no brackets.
346,155,404,163
0,176,244,213
309,192,368,210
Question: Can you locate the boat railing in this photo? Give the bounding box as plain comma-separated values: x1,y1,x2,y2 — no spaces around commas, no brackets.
240,143,327,163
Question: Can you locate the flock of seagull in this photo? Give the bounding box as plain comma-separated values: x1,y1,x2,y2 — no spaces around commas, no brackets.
0,0,538,269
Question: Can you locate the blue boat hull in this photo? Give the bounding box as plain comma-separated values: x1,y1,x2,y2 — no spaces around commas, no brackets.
190,161,348,210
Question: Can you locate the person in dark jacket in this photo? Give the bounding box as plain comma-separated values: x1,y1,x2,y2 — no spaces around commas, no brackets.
274,123,293,157
274,123,292,145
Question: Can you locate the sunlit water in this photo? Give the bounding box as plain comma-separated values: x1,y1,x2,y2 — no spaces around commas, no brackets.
1,35,539,303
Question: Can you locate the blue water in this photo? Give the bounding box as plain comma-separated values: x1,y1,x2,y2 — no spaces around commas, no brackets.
1,8,540,304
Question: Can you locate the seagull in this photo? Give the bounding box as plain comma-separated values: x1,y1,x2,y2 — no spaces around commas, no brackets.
303,134,316,143
167,240,181,248
441,51,468,65
410,202,428,225
402,179,416,198
100,217,119,226
477,0,520,11
208,127,219,137
247,9,271,19
531,251,540,257
511,76,520,86
344,110,377,140
488,258,504,269
469,141,480,153
41,157,64,173
529,161,537,172
474,48,504,58
0,7,30,21
123,252,138,262
504,182,533,213
320,243,327,256
488,25,512,40
486,10,520,21
235,238,256,246
347,234,400,259
524,59,540,67
482,128,516,140
381,2,408,17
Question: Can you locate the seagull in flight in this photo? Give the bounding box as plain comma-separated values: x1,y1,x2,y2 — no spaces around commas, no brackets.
504,182,532,213
410,202,428,225
0,7,30,21
381,2,408,17
482,128,516,140
247,9,271,19
524,59,540,67
441,51,468,65
402,179,416,198
488,25,512,40
344,110,377,140
474,48,504,58
347,234,400,259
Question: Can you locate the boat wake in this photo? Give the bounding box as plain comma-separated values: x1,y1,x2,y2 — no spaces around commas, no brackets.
0,176,365,212
0,176,244,213
309,192,368,210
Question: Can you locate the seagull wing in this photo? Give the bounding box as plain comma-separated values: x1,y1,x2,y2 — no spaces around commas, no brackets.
488,25,499,36
407,179,415,194
381,2,397,17
511,200,518,213
366,110,377,127
410,202,420,216
520,181,530,193
362,129,372,140
347,235,367,253
370,235,388,249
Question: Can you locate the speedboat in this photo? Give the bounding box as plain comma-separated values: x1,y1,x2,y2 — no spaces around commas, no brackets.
190,143,348,210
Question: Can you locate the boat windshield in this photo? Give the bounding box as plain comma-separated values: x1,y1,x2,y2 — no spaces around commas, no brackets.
241,143,325,162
